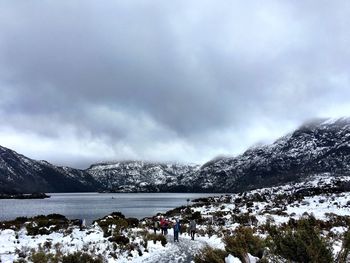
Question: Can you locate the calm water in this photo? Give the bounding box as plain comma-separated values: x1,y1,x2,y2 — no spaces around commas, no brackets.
0,193,215,224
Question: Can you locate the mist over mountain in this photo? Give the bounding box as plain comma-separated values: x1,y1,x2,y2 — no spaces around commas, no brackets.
1,118,350,194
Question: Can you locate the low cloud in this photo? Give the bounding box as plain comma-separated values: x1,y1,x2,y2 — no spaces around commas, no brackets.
0,1,349,168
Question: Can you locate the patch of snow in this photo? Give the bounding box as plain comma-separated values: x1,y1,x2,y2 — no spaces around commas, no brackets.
225,254,241,263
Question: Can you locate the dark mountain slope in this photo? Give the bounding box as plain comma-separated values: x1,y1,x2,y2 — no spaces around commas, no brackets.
0,146,98,193
1,118,350,193
86,161,199,192
191,118,350,192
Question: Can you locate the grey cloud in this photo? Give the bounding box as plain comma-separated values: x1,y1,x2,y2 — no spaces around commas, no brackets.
0,0,349,167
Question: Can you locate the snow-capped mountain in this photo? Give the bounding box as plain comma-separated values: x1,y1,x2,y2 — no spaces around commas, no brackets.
1,118,350,193
86,161,199,192
0,145,199,193
193,118,350,192
0,146,98,193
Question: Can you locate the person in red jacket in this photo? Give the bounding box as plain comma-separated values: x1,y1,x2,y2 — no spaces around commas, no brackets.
160,217,166,235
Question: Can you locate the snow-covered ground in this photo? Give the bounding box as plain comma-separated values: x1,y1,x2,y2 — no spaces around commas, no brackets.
1,173,350,262
191,174,350,225
0,224,223,263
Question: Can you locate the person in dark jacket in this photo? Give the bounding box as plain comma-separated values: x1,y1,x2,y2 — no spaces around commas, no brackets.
153,217,159,234
79,219,85,231
189,219,196,240
173,219,181,242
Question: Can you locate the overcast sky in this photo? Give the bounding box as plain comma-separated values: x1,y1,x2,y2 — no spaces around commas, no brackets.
0,1,349,168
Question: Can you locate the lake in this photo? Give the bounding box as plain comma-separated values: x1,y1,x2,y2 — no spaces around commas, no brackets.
0,192,216,224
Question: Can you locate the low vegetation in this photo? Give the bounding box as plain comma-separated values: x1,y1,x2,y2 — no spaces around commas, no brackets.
143,233,167,247
266,216,333,263
195,216,336,262
93,212,129,237
224,226,265,261
0,214,70,234
16,250,104,263
194,246,228,263
4,176,350,263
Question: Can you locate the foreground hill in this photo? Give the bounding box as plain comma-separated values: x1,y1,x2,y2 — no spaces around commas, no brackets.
1,118,350,193
1,173,350,262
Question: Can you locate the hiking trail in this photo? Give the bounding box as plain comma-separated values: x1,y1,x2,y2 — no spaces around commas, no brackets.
141,234,207,263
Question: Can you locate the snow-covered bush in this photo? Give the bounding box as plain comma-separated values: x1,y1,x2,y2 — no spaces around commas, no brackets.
224,226,265,261
26,215,69,236
108,234,130,246
144,233,167,247
267,215,333,263
194,246,228,263
61,252,103,263
337,230,350,262
94,212,129,237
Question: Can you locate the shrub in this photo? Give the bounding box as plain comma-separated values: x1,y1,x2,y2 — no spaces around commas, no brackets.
46,214,67,220
94,212,128,237
224,226,264,262
126,217,139,228
337,231,350,262
61,252,103,263
0,217,29,231
194,246,228,263
325,213,350,228
43,241,52,250
164,206,186,217
232,213,258,226
192,211,202,220
29,251,58,263
26,215,69,236
145,233,167,246
181,223,188,234
206,224,216,237
246,201,254,208
108,235,130,246
268,216,333,263
110,212,125,218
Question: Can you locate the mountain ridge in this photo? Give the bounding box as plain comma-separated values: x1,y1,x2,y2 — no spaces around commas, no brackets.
1,118,350,193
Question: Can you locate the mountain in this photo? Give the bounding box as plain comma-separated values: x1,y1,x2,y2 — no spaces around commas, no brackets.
1,118,350,193
86,161,199,192
0,145,198,193
0,146,98,193
192,118,350,192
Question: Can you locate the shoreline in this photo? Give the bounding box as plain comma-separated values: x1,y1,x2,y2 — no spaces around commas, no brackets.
0,193,50,200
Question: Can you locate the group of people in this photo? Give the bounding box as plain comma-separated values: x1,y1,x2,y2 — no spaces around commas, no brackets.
152,217,197,242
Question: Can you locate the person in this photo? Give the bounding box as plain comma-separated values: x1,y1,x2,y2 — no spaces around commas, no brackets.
160,217,165,235
153,217,159,234
189,219,196,240
164,219,169,235
79,219,85,231
173,219,181,242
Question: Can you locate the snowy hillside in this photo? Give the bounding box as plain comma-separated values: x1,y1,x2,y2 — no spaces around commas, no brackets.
0,146,98,193
193,118,350,192
2,118,350,193
2,173,350,262
87,161,199,192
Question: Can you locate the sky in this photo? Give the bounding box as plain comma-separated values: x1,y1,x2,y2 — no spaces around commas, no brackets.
0,1,349,168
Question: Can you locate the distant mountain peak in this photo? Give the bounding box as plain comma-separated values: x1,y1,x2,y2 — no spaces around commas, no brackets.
2,117,350,193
